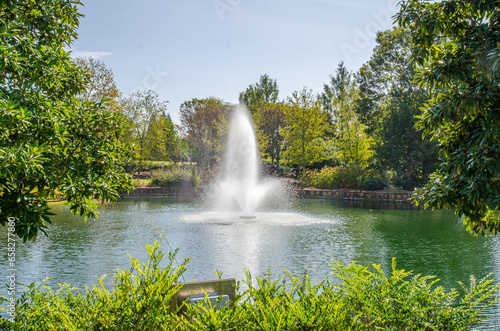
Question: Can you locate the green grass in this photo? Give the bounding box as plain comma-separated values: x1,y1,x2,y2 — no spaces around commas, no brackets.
132,178,152,188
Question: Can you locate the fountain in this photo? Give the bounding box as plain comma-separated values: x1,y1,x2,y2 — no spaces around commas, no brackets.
182,104,321,225
213,105,273,216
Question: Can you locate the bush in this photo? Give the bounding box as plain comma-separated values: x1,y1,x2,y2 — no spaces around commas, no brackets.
276,166,298,179
331,259,499,330
149,167,200,188
3,244,498,330
2,241,189,331
361,177,388,191
393,177,418,191
301,165,383,190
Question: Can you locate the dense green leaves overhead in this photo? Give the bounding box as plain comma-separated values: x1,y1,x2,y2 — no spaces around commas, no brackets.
0,1,133,241
397,0,500,234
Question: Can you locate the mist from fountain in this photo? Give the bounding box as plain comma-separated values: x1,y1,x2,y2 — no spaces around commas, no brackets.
213,105,274,215
182,104,315,224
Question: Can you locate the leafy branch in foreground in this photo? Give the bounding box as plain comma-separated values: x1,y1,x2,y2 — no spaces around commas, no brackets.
397,0,500,235
0,1,133,241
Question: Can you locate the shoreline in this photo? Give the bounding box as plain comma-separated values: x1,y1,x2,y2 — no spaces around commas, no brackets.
121,186,412,202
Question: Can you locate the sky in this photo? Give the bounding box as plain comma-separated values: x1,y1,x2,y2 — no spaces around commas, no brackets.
70,0,400,124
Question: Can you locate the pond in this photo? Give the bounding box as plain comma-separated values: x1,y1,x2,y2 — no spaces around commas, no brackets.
1,195,500,328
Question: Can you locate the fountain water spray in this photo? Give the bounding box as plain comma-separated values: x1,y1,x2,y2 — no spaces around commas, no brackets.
213,105,273,215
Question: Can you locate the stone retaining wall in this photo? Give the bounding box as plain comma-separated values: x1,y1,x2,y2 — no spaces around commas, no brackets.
122,187,200,196
122,186,412,202
295,188,412,201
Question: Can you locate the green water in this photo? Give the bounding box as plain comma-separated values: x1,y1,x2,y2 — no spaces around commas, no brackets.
1,196,499,327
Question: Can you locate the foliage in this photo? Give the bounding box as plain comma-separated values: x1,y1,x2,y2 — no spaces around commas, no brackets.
0,0,133,241
149,166,200,188
282,88,329,169
397,1,500,234
239,74,280,110
357,28,439,184
275,165,298,179
252,103,286,168
361,177,388,191
179,98,230,169
301,165,381,190
393,177,419,192
144,113,182,162
331,258,498,330
2,241,189,330
239,74,284,168
2,245,498,330
121,90,169,166
322,62,374,167
74,57,121,111
378,91,439,185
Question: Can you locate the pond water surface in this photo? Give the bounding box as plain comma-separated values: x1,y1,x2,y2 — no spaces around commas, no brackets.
1,196,500,328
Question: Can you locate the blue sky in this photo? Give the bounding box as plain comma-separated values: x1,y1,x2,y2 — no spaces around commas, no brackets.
70,0,400,124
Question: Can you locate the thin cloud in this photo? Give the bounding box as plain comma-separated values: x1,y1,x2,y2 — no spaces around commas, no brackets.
69,50,113,59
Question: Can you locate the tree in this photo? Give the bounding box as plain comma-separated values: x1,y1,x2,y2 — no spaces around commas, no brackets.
161,113,181,161
143,111,176,161
145,112,183,162
282,88,329,169
322,62,374,167
253,104,286,168
397,0,500,234
0,1,133,241
239,74,283,166
122,90,168,167
239,74,280,110
179,98,230,169
378,89,438,186
74,57,121,111
356,28,438,184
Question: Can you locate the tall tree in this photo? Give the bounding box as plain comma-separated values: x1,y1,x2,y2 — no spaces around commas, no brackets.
283,88,329,169
162,113,181,161
122,90,168,167
397,0,500,234
74,57,121,111
0,1,133,241
240,74,283,166
253,104,286,168
179,98,230,169
239,74,280,110
143,112,178,161
357,28,438,183
378,90,438,185
323,62,374,167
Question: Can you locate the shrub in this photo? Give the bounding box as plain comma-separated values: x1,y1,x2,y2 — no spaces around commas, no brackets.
149,167,200,188
276,166,298,179
393,177,418,191
301,165,383,190
331,258,499,330
361,177,388,191
2,241,189,330
2,246,498,330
